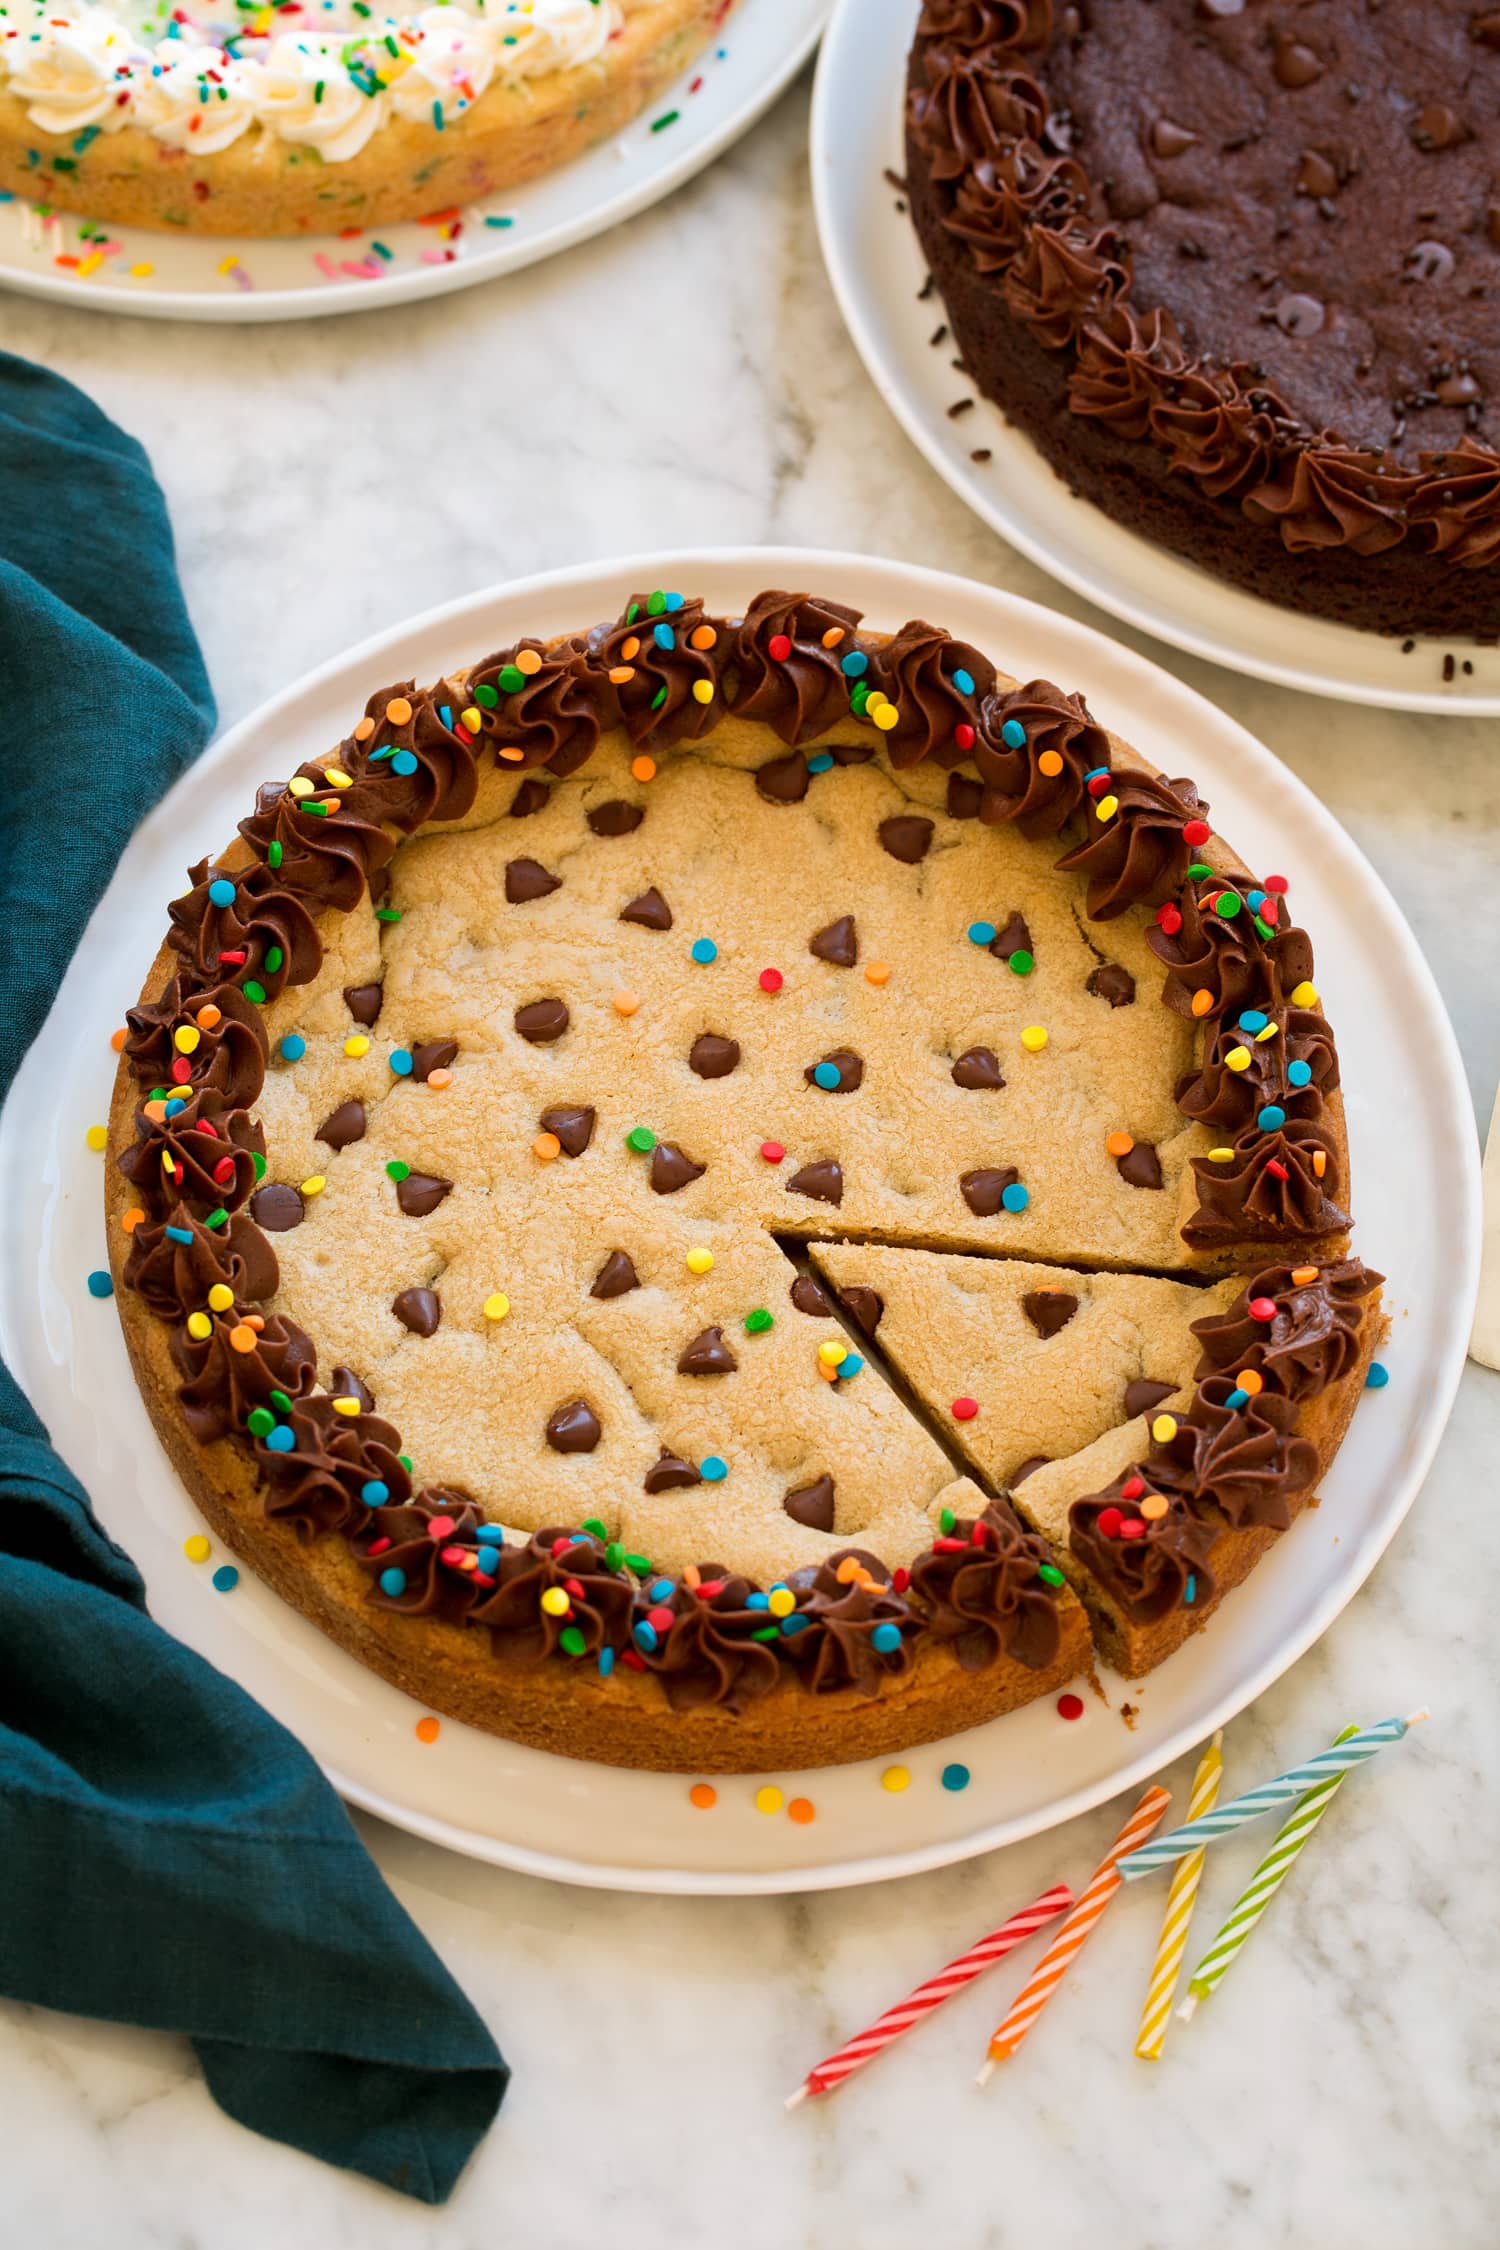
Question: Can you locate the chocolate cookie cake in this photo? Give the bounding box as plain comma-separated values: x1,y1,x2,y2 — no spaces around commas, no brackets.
107,584,1381,1771
905,2,1500,638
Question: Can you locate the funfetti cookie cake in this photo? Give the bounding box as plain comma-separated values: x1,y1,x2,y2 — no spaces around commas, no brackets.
904,2,1500,640
0,0,731,236
106,584,1383,1772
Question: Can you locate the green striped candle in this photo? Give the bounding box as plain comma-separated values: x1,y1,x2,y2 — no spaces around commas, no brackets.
1176,1725,1361,2019
1116,1710,1428,1881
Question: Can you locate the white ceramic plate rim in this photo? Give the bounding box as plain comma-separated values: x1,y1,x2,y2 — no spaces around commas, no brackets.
0,0,828,324
0,544,1477,1892
810,0,1500,718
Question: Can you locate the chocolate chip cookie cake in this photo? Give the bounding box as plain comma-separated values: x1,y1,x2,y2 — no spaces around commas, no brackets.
107,584,1381,1771
905,2,1499,638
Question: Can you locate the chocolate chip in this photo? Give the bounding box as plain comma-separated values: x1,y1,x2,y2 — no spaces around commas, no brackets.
990,911,1032,962
620,886,673,930
1473,10,1500,49
877,814,935,864
1125,1377,1178,1420
342,982,383,1026
946,772,983,819
790,1275,832,1316
316,1099,366,1151
540,1105,596,1157
1117,1141,1164,1189
809,914,858,966
960,1166,1020,1216
677,1325,738,1376
688,1033,740,1079
545,1399,601,1453
788,1158,843,1206
1272,31,1323,87
951,1046,1005,1089
827,741,875,767
1275,291,1324,337
1436,370,1482,405
804,1048,864,1093
411,1039,458,1082
590,1249,640,1299
1410,102,1466,151
330,1365,374,1412
783,1474,836,1533
1010,1455,1049,1484
840,1286,884,1337
650,1141,706,1194
586,799,645,838
396,1173,453,1217
505,857,562,904
251,1182,304,1231
515,998,569,1043
1088,964,1136,1007
392,1286,441,1336
755,750,811,804
1150,118,1198,158
1296,149,1341,199
1023,1290,1078,1338
644,1449,701,1492
508,777,551,818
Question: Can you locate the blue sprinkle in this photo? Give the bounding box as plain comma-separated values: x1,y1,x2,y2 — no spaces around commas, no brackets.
813,1062,841,1090
208,878,235,908
648,1576,673,1602
1000,718,1026,749
700,1455,728,1482
840,650,868,678
1257,1104,1287,1131
389,1048,414,1076
86,1270,114,1299
779,1612,810,1638
1184,1575,1197,1605
967,920,997,946
1001,1182,1029,1213
368,744,395,762
1365,1361,1390,1389
941,1762,971,1792
632,1619,659,1653
164,1098,186,1119
475,1523,506,1544
690,937,717,964
391,749,418,777
1225,1387,1250,1410
279,1033,306,1062
164,1226,194,1245
265,1425,296,1454
871,1622,902,1654
1238,1010,1269,1033
806,751,834,774
361,1479,390,1505
1247,889,1266,912
746,1590,770,1611
438,706,452,730
379,1567,407,1598
838,1354,863,1380
598,1646,615,1677
653,622,676,651
212,1564,239,1593
663,591,684,612
952,667,975,696
1083,767,1109,783
1287,1059,1313,1087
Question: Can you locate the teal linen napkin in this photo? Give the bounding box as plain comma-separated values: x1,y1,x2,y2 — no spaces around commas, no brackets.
0,353,507,2202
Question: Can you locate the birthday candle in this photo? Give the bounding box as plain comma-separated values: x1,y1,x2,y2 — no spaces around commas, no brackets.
1135,1731,1223,2060
1116,1711,1427,1881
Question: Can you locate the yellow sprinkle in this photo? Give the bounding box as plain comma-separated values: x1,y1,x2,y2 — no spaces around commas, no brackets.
1224,1046,1252,1072
344,1034,371,1058
818,1339,848,1367
768,1587,795,1618
186,1311,212,1340
207,1283,234,1312
1290,980,1319,1008
461,707,482,732
85,1125,107,1152
173,1024,200,1054
881,1765,910,1793
691,679,715,705
685,1247,714,1275
301,1174,326,1197
864,961,892,986
323,768,352,789
129,261,154,279
1096,793,1119,821
872,703,899,732
183,1534,211,1563
288,775,315,798
754,1786,784,1815
331,1396,362,1417
540,1587,570,1617
1254,1021,1280,1042
216,255,238,276
484,1292,510,1322
1207,1147,1236,1163
78,251,103,278
1020,1025,1049,1053
1151,1413,1179,1443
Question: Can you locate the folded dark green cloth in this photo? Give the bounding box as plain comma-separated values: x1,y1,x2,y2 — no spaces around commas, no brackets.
0,352,507,2202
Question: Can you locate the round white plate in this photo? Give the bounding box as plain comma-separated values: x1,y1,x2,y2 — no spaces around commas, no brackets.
0,0,826,323
0,547,1476,1892
811,0,1500,717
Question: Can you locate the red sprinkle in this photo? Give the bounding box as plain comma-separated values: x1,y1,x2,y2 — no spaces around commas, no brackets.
1121,1474,1145,1501
697,1578,724,1598
550,1536,572,1557
427,1515,456,1540
1057,1692,1085,1721
759,1139,786,1163
758,967,784,993
954,721,975,751
1265,873,1289,894
621,1647,647,1671
212,1156,236,1185
647,1604,674,1633
565,1578,585,1599
1266,1159,1290,1180
933,1535,967,1553
952,1396,979,1421
768,632,792,662
1086,771,1111,796
1156,902,1183,936
1183,817,1211,846
171,1057,192,1083
366,1536,392,1557
1120,1517,1147,1540
891,1566,910,1593
1096,1506,1124,1539
438,1544,469,1569
1259,895,1280,924
1248,1296,1278,1321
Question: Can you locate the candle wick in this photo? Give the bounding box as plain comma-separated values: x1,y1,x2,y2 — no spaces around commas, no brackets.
1176,1991,1200,2023
784,2086,810,2112
976,2059,998,2087
1404,1707,1431,1728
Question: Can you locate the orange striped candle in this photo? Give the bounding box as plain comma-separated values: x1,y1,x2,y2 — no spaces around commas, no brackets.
977,1784,1171,2082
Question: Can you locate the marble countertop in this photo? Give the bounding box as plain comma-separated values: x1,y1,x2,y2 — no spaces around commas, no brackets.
4,65,1498,2250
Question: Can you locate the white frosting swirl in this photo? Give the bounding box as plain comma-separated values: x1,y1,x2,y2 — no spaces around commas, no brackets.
2,7,147,134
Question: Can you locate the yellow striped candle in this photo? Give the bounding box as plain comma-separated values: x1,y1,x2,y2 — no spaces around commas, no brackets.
1134,1731,1223,2060
1177,1723,1360,2021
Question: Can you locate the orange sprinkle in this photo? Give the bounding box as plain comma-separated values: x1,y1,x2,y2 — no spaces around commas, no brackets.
1236,1368,1265,1395
516,647,543,676
143,1099,168,1124
1190,989,1215,1017
353,715,375,741
1291,1264,1320,1285
385,696,413,726
427,1068,452,1090
195,1003,223,1030
533,1131,561,1162
499,746,526,763
1140,1493,1169,1522
612,989,641,1017
820,626,846,648
1105,1130,1134,1158
1037,749,1064,778
621,635,641,661
110,1027,128,1053
228,1324,257,1354
631,755,657,782
683,1563,702,1590
415,1715,441,1744
817,1359,839,1383
835,1556,864,1584
787,1797,816,1825
690,625,717,651
1312,1149,1327,1178
864,961,892,986
121,1206,146,1234
243,1313,266,1331
609,665,636,686
689,1782,717,1810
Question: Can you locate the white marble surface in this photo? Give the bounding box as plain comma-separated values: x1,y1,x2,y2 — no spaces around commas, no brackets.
4,64,1500,2250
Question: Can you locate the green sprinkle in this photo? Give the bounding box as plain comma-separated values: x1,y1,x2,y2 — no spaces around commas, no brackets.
624,1552,651,1574
1216,892,1242,916
581,1517,608,1540
744,1307,773,1334
386,1159,411,1182
252,1151,267,1180
650,109,679,132
751,1624,779,1642
263,945,284,974
1187,861,1212,880
1254,916,1274,940
473,682,499,706
246,1407,276,1437
646,590,667,615
625,601,640,625
1037,1562,1065,1587
242,979,266,1004
604,1541,626,1571
1008,948,1034,976
939,1506,956,1535
625,1126,656,1153
498,663,526,693
267,840,283,869
650,686,667,711
558,1624,586,1657
303,800,329,817
398,1455,413,1473
375,907,402,922
205,1207,228,1230
483,215,514,228
269,1390,293,1413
